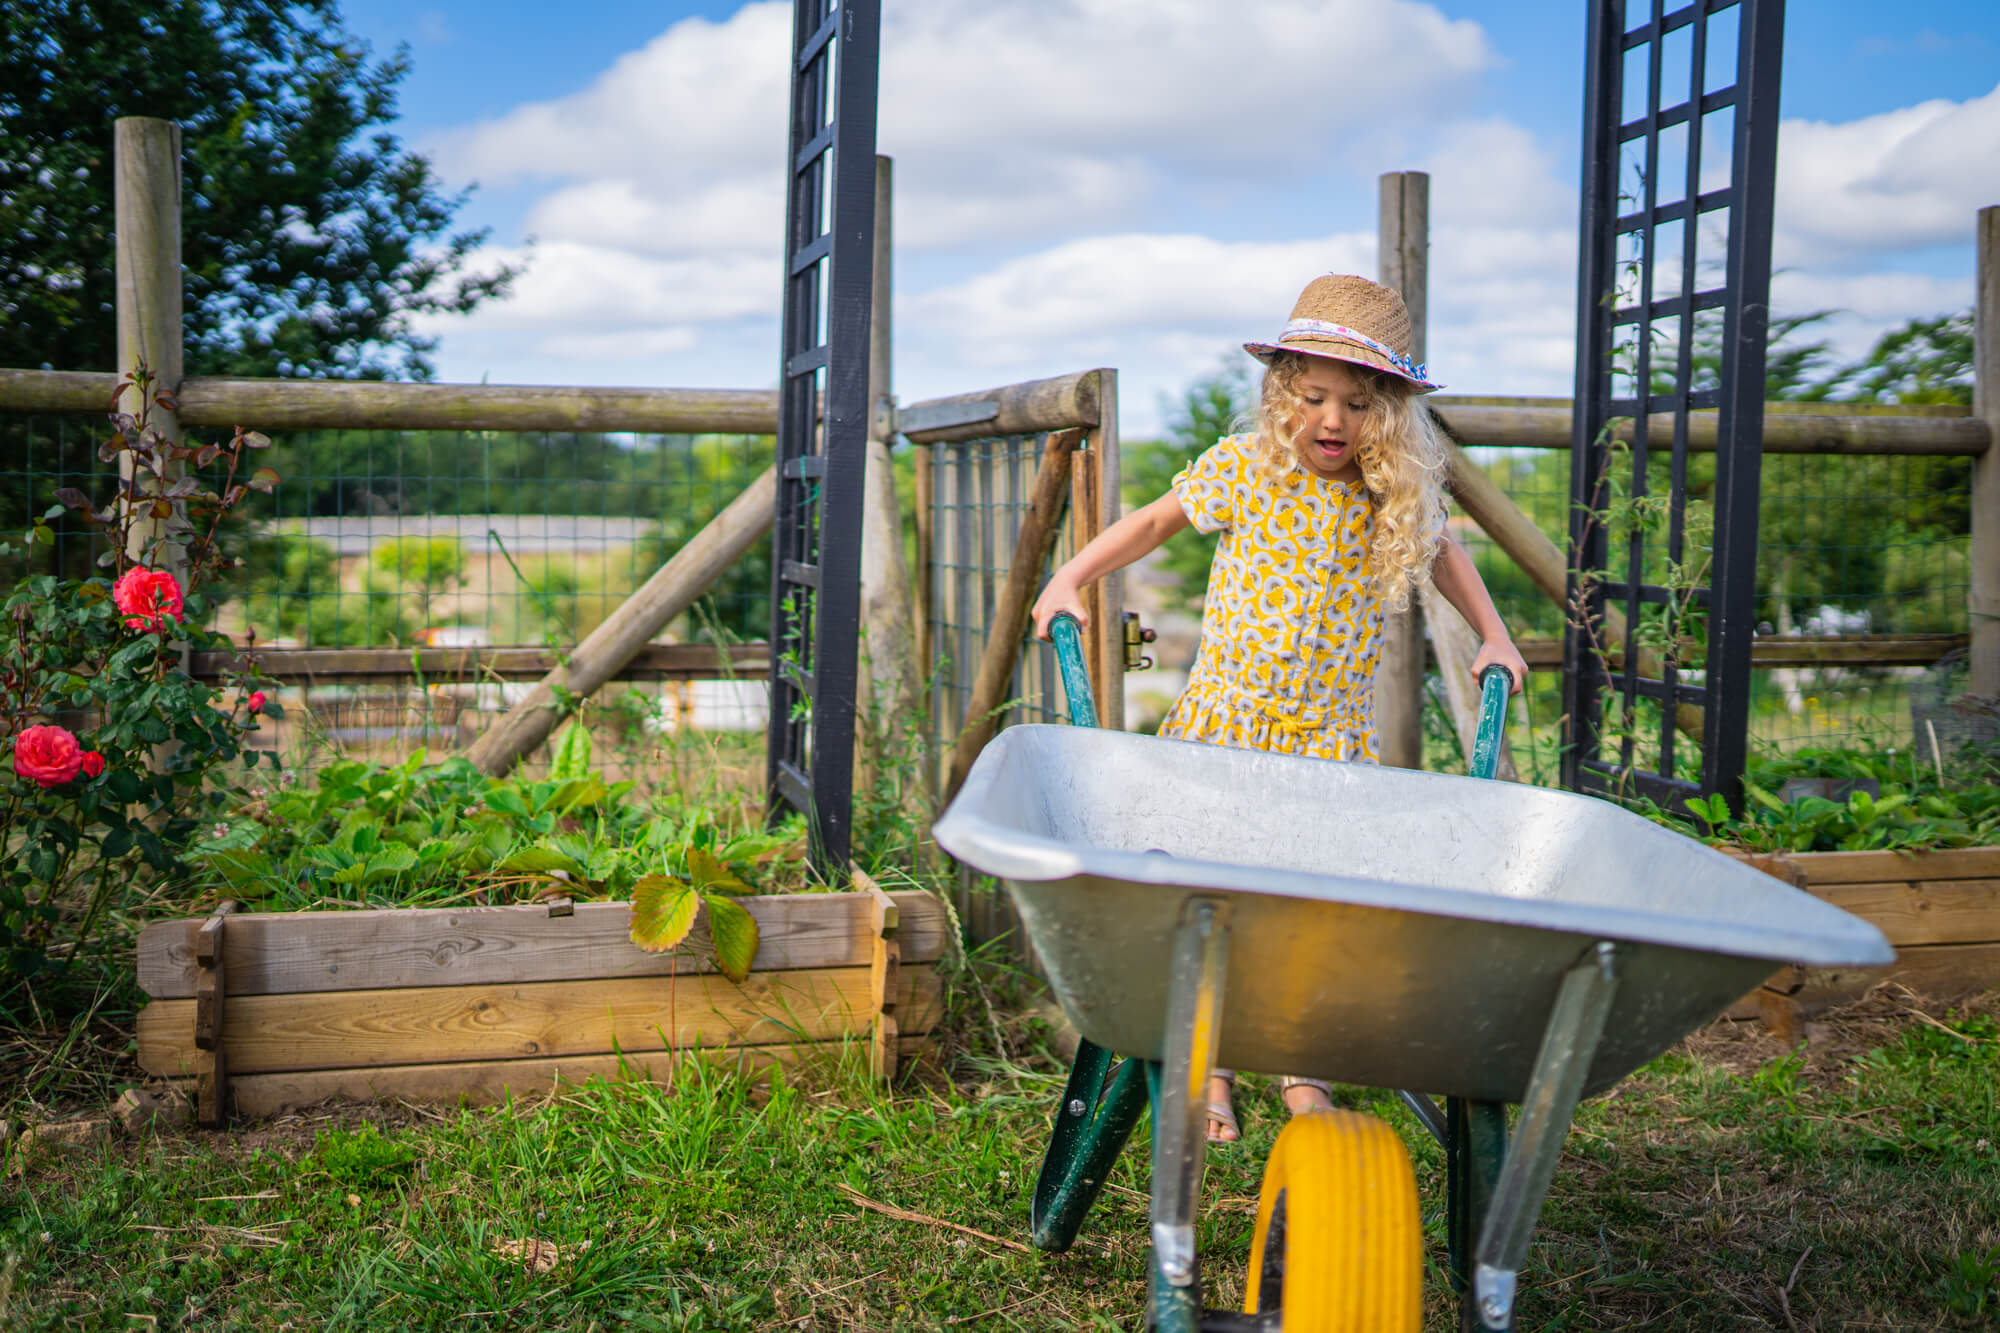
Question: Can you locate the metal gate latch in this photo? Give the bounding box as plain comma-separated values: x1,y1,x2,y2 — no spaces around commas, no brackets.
1123,611,1156,671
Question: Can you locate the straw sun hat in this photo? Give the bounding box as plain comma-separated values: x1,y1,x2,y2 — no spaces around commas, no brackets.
1244,273,1442,392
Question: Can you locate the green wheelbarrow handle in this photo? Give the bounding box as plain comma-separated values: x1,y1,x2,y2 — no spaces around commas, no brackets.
1469,665,1515,783
1049,612,1099,730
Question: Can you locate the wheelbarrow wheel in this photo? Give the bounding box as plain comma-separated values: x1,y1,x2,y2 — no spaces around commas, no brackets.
1243,1109,1422,1331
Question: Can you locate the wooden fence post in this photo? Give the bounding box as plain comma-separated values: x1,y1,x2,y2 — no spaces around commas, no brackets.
1092,370,1124,731
114,117,186,574
1377,172,1428,768
1972,205,2000,699
858,155,920,793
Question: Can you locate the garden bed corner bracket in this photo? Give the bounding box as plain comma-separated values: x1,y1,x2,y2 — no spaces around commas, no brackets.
193,899,241,1129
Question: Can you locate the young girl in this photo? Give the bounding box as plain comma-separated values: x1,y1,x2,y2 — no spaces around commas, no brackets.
1030,273,1529,1141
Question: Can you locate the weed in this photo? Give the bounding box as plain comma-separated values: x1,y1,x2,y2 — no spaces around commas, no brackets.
314,1122,418,1186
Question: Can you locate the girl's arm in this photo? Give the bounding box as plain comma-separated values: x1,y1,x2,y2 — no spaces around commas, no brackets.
1430,536,1530,694
1031,491,1192,638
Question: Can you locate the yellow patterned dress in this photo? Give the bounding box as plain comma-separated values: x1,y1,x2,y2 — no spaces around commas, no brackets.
1159,434,1391,763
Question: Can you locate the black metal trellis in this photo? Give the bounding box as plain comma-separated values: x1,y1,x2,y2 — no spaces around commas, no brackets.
1563,0,1785,811
767,0,881,871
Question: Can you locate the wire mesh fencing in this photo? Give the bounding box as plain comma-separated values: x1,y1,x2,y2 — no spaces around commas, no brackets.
1448,444,1973,772
1,411,775,777
925,431,1095,758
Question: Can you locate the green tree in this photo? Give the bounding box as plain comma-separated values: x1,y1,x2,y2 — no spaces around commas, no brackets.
1,0,516,380
1806,312,1973,406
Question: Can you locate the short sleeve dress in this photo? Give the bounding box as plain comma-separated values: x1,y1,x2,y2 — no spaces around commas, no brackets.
1159,434,1390,763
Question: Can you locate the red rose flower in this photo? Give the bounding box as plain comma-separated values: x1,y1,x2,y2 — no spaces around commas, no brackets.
113,566,184,631
247,691,267,715
13,725,85,787
80,750,107,778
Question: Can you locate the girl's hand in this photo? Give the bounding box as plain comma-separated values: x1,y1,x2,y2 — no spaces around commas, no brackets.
1471,636,1529,696
1031,577,1087,641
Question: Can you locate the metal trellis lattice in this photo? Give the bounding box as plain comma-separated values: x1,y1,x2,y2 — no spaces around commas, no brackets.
1563,0,1785,810
767,0,881,871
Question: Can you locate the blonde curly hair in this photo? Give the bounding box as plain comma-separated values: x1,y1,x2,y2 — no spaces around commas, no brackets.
1245,350,1450,612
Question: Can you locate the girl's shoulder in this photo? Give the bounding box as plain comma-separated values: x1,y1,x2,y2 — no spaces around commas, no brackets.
1202,433,1257,471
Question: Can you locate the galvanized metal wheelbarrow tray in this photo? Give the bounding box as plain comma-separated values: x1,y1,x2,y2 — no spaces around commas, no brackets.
932,616,1893,1331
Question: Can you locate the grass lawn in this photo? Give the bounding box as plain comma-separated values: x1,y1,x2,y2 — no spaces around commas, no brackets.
4,982,1997,1330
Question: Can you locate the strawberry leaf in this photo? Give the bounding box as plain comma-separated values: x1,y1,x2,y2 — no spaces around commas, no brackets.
685,845,752,896
497,845,585,878
629,873,698,953
702,893,760,983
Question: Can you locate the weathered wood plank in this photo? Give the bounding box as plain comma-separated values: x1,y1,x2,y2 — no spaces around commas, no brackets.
139,963,943,1077
187,642,767,684
1784,848,2000,885
167,1037,935,1119
137,891,950,999
1762,941,2000,1012
1802,880,2000,948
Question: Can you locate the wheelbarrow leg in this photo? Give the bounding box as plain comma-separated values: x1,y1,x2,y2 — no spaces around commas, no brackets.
1032,1037,1150,1252
1456,940,1624,1331
1447,1097,1510,1332
1145,897,1230,1333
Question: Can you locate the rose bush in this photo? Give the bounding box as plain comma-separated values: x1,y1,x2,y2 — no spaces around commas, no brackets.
3,367,279,1022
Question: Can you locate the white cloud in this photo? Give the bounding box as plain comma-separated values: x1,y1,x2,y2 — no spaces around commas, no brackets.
427,0,1494,259
411,2,1982,419
907,231,1374,367
1776,81,2000,268
421,241,770,336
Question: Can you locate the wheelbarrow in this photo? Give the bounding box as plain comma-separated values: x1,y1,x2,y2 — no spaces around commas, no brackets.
931,614,1894,1331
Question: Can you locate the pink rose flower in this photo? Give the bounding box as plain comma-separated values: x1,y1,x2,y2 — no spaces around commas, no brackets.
13,725,85,787
113,566,184,632
246,691,267,715
80,750,107,778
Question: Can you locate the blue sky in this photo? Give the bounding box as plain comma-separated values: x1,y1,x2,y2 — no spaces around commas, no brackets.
337,0,2000,433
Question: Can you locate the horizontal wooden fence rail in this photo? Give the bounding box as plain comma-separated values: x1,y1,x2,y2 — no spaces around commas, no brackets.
8,370,1982,457
896,369,1102,444
187,642,767,685
137,888,949,1120
1429,395,1990,456
1503,633,1971,672
0,369,782,435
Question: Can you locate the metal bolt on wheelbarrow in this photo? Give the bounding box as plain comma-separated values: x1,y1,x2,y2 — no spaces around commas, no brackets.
935,612,1892,1331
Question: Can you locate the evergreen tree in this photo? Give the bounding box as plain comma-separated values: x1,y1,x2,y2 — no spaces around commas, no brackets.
1,0,516,379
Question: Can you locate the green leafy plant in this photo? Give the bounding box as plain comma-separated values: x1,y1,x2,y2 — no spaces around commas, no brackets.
1639,741,2000,852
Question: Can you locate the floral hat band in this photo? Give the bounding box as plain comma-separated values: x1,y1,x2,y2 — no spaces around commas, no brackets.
1242,273,1443,393
1277,318,1432,386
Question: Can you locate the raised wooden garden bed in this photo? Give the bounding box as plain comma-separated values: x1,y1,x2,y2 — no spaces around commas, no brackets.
1733,847,2000,1035
135,881,949,1125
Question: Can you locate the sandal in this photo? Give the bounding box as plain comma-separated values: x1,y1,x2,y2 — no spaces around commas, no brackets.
1279,1075,1334,1116
1205,1071,1240,1143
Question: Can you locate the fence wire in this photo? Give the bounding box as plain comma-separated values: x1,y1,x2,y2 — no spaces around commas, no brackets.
1450,445,1972,765
925,431,1083,763
2,412,774,772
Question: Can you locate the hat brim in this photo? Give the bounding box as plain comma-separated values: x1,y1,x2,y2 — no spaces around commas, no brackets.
1244,338,1443,393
